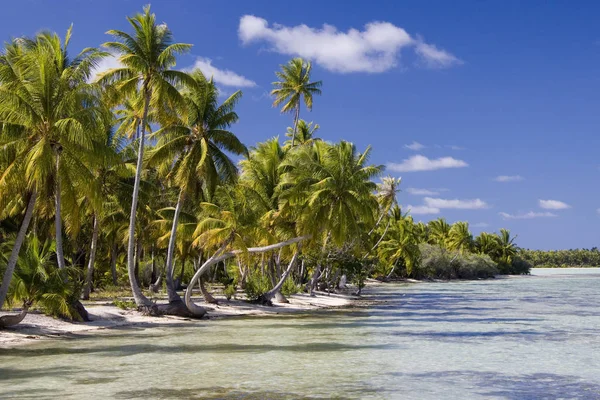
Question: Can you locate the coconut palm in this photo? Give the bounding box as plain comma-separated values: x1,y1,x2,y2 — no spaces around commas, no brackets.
98,5,193,308
428,218,451,248
497,228,518,265
284,120,320,147
379,218,421,277
271,58,322,147
281,141,382,246
474,232,500,258
0,29,106,308
448,221,473,254
147,70,246,303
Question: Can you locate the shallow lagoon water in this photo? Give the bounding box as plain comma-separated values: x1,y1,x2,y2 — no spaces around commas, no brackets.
1,269,600,399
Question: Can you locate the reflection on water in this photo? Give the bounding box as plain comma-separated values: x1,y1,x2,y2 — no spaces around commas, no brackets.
1,270,600,399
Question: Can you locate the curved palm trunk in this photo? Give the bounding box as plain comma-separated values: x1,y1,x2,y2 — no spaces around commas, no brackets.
0,302,30,328
185,236,310,317
126,91,152,308
291,104,300,147
55,152,66,270
82,215,99,300
165,191,183,302
0,191,37,309
260,249,300,304
199,275,218,304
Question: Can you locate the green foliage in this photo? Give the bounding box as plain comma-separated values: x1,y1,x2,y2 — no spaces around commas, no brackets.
223,284,236,300
418,243,498,279
520,248,600,268
243,270,271,301
9,236,83,320
113,299,137,310
281,277,302,296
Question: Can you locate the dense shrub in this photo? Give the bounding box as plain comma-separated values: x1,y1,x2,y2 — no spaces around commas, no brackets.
418,244,498,279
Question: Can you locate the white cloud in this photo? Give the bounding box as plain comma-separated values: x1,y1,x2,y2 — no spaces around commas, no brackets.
471,222,489,228
406,205,440,215
188,57,256,87
447,145,465,150
415,39,463,68
387,155,468,172
89,54,123,82
238,15,461,73
499,211,558,220
494,175,524,183
406,188,440,196
424,197,488,210
404,141,425,151
539,199,571,210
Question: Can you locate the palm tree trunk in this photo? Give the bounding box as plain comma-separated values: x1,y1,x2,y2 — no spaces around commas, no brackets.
185,236,311,316
165,190,183,302
82,215,99,300
126,88,152,308
261,249,300,303
199,275,218,304
291,104,300,147
110,242,118,285
0,302,31,328
0,191,37,309
55,152,66,270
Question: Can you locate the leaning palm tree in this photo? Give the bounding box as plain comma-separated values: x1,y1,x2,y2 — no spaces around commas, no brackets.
0,29,106,309
98,5,193,308
147,70,247,304
271,58,322,147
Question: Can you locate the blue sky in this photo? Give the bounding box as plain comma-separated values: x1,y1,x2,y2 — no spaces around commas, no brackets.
2,0,599,250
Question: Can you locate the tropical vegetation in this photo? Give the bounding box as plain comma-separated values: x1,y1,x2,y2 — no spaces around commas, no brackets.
0,6,530,325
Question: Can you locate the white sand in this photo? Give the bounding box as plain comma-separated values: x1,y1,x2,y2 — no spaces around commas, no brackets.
0,291,356,348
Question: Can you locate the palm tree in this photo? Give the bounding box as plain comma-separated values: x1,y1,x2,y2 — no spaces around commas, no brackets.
148,70,247,303
428,218,451,248
284,120,320,146
497,228,518,265
379,218,421,277
448,221,473,254
281,141,382,246
474,232,500,258
98,5,193,308
0,29,106,308
271,58,322,147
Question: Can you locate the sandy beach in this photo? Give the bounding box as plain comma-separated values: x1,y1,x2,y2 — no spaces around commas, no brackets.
0,289,363,348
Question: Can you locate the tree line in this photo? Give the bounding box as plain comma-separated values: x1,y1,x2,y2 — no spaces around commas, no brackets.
0,6,529,325
519,248,600,268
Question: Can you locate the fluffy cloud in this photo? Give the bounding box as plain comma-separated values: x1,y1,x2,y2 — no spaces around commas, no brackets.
404,141,425,151
539,199,571,210
499,211,558,220
406,205,440,215
494,175,524,182
387,155,468,172
89,54,123,82
238,15,461,73
424,197,488,210
406,188,440,196
187,57,256,87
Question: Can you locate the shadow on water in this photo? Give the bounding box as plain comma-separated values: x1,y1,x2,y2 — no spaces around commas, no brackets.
391,371,600,399
114,385,382,400
0,342,394,358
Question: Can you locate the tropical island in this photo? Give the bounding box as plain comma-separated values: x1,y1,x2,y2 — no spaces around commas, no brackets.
0,6,536,335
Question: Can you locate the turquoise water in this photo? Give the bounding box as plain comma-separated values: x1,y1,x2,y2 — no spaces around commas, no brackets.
1,269,600,399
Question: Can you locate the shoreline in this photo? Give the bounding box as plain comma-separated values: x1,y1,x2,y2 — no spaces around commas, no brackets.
0,286,377,349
